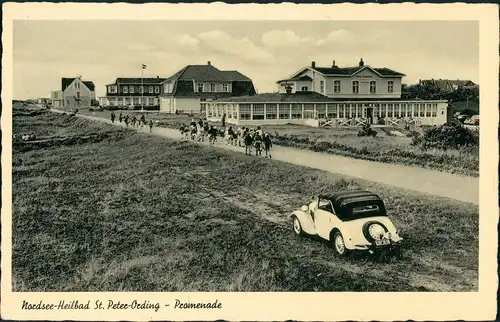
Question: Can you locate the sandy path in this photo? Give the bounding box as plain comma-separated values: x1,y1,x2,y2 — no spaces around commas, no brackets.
54,109,479,205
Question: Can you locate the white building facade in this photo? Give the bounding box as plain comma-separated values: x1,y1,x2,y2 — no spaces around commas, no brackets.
206,59,449,127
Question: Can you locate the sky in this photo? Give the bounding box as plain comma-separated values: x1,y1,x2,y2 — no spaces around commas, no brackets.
13,20,479,99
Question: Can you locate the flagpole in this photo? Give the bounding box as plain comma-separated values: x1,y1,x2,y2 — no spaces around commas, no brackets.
141,65,144,112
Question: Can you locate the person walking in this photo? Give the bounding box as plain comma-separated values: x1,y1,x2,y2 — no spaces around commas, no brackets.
110,112,115,123
124,115,129,127
263,133,273,158
149,120,154,133
119,112,123,123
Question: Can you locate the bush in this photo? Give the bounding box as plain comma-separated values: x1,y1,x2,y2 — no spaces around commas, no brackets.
412,120,479,150
357,124,377,137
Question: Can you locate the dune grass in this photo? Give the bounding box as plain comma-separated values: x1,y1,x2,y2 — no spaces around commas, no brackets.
12,112,478,292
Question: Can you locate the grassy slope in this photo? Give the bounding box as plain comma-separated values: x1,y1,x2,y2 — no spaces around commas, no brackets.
12,113,478,292
78,109,478,177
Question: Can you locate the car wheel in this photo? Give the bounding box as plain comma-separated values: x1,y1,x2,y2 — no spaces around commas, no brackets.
333,232,347,257
292,216,304,236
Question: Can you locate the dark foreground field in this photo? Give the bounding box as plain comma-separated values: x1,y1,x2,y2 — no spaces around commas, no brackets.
12,112,478,292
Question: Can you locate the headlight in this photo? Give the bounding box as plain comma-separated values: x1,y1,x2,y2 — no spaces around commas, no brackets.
368,224,385,240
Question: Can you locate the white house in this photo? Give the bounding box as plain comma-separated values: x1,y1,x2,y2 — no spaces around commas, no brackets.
160,62,256,114
51,77,95,109
206,59,448,127
277,59,404,99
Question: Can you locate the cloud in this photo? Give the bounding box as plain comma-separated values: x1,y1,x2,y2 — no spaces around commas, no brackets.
197,30,274,63
176,34,199,48
315,29,357,46
261,29,314,48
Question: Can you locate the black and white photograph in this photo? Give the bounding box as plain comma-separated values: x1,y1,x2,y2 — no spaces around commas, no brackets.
1,3,498,321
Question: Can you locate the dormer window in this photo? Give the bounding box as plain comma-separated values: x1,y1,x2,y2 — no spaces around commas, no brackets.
210,83,216,92
123,86,128,94
301,86,308,91
198,83,204,93
129,86,134,94
149,86,154,94
370,81,376,94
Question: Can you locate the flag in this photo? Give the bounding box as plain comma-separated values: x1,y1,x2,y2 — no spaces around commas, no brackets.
142,64,147,69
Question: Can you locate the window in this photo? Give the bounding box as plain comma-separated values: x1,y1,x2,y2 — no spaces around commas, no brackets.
387,104,394,117
240,104,251,120
352,81,359,94
279,104,290,119
155,86,160,94
432,103,437,117
149,98,154,106
134,97,140,105
126,97,132,105
210,83,216,92
401,104,411,117
370,81,376,94
301,86,308,91
426,104,432,117
222,84,229,92
388,81,394,93
76,92,80,99
355,104,363,118
380,104,387,118
394,104,400,117
333,80,341,93
373,104,380,118
320,81,325,93
139,86,144,93
149,86,154,94
266,104,277,120
291,104,302,119
198,83,204,93
252,104,265,120
419,104,425,117
316,104,326,119
339,104,346,118
327,104,338,119
123,86,128,94
129,86,134,94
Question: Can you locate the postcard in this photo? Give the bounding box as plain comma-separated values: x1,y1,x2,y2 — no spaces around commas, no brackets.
1,2,498,321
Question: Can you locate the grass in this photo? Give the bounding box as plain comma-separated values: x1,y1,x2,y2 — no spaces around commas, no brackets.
77,108,479,177
12,110,479,292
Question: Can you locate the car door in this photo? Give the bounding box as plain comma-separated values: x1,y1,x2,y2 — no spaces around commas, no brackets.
314,199,334,239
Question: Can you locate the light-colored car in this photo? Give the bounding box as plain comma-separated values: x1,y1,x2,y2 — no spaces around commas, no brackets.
291,190,403,258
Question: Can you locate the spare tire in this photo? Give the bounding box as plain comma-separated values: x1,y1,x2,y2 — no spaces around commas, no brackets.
362,221,389,242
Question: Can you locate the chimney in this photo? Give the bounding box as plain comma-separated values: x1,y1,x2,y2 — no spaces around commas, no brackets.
157,76,159,79
311,61,316,68
332,60,337,68
207,61,211,65
359,58,364,67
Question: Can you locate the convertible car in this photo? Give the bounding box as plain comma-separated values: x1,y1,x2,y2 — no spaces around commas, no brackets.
291,190,403,257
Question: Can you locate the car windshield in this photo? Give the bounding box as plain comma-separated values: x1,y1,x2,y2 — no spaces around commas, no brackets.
336,200,387,221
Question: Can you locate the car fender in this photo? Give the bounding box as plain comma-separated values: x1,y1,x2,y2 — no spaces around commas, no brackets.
291,211,317,235
328,224,358,249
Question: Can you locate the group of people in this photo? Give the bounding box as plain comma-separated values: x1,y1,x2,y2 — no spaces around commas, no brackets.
179,118,273,158
111,112,154,133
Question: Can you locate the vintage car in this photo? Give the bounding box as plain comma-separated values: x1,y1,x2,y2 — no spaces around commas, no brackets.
291,190,403,257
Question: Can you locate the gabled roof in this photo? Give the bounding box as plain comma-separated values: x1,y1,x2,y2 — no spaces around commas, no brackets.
286,64,406,81
83,81,95,91
276,75,313,83
314,66,405,77
62,78,96,91
165,64,252,83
